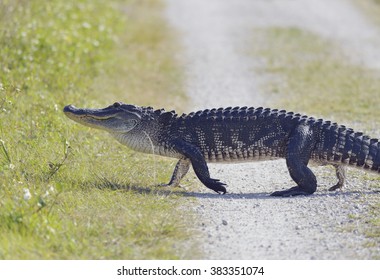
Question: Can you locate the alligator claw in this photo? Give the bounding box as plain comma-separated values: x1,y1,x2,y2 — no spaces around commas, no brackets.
206,179,227,194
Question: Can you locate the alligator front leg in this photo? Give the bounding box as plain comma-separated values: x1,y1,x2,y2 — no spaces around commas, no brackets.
172,139,227,194
164,158,191,188
271,124,317,197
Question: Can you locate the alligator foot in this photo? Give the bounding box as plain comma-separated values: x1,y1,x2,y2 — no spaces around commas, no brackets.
205,179,227,194
270,186,313,197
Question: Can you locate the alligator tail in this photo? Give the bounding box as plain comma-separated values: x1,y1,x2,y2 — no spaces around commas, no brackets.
315,122,380,172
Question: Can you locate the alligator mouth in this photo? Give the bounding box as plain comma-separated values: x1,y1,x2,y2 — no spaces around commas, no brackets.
64,105,115,120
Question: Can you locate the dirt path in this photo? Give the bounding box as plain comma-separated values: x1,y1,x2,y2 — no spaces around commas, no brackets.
165,0,380,259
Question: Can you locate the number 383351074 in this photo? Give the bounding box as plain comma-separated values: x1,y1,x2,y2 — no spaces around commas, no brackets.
210,266,264,276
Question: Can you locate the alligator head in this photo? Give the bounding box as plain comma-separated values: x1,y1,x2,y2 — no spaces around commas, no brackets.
63,102,142,133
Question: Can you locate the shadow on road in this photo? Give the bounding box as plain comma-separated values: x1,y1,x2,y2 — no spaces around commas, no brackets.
92,178,380,200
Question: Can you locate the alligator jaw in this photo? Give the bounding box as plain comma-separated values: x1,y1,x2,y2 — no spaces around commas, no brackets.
63,105,114,120
63,104,121,132
63,104,140,133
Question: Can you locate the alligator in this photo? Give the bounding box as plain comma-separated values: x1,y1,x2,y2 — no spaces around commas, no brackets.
63,102,380,197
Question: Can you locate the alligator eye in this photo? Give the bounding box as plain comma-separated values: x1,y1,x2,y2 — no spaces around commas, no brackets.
113,102,121,108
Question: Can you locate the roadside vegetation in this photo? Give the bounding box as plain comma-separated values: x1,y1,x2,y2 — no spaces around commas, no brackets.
252,27,380,129
0,0,196,259
251,6,380,252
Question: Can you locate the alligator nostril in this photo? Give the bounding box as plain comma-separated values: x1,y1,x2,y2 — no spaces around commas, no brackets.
113,102,121,108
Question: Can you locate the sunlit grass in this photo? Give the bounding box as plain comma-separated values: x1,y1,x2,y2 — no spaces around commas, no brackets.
0,0,196,259
252,27,380,130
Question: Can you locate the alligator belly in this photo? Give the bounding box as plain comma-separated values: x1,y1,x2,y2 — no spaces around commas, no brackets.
202,146,285,163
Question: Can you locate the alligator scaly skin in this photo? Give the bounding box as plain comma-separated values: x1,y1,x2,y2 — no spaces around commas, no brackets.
64,103,380,196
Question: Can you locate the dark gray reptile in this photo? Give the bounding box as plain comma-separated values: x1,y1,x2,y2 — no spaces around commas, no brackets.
63,102,380,196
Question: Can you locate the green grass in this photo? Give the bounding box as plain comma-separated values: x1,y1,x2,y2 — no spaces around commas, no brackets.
0,0,197,259
251,25,380,254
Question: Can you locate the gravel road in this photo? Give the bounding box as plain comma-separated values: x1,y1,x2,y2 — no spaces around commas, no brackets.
165,0,380,259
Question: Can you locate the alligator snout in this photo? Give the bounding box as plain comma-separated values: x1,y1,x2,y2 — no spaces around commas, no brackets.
63,104,77,113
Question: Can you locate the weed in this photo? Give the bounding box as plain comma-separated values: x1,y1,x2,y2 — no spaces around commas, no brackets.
0,139,12,165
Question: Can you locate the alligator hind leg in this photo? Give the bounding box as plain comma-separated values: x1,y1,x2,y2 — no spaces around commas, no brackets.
163,158,191,188
328,164,346,191
271,124,317,197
